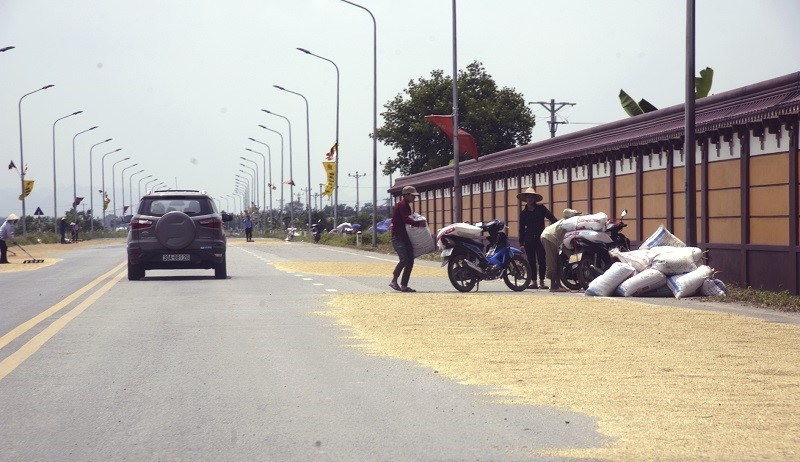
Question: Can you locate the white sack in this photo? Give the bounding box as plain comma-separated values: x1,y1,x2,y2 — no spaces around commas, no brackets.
562,212,608,232
666,265,713,299
610,248,652,273
585,262,636,297
699,278,727,297
563,230,611,250
615,268,668,297
408,214,435,257
437,222,482,240
640,225,686,249
650,247,704,275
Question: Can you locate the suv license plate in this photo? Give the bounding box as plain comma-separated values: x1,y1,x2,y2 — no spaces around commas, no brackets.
163,254,190,262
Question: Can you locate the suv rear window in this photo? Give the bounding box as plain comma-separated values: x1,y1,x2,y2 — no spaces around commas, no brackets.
140,197,215,216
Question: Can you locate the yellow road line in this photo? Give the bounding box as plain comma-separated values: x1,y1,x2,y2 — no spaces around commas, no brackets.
0,261,126,350
0,265,126,382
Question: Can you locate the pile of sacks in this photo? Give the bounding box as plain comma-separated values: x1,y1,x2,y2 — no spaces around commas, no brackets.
584,225,726,299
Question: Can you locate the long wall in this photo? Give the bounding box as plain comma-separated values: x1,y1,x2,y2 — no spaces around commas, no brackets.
409,119,800,294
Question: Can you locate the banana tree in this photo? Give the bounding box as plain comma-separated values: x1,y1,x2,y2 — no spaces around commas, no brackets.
619,67,714,117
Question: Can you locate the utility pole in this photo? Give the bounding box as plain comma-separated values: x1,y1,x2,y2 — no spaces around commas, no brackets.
349,171,367,214
531,99,576,138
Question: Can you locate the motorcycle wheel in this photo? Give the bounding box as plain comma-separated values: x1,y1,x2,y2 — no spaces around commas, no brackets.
447,253,478,292
560,254,583,290
503,254,531,291
577,250,612,289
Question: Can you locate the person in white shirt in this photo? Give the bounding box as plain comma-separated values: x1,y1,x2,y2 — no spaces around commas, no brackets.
0,213,19,264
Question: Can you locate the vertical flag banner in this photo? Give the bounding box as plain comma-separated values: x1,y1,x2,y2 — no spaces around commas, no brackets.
18,180,34,200
103,193,111,211
322,162,336,198
424,115,479,161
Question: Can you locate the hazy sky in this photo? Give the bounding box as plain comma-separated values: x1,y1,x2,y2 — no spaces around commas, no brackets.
2,0,798,220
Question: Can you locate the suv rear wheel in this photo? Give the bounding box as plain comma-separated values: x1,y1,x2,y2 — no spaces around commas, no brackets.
128,261,145,280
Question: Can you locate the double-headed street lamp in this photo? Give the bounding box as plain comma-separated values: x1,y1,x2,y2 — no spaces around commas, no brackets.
51,110,83,232
18,84,55,235
338,0,378,247
88,138,113,231
297,47,341,226
273,85,312,232
72,126,98,220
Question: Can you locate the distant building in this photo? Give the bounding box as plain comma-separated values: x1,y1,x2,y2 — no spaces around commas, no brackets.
391,72,800,294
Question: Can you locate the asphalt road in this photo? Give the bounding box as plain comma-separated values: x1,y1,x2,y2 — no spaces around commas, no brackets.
0,240,604,461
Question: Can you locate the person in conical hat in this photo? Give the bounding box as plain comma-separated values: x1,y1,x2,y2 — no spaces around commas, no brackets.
0,213,20,264
517,187,557,289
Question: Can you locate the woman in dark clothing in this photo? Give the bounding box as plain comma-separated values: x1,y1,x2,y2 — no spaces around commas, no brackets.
517,187,557,289
389,185,426,293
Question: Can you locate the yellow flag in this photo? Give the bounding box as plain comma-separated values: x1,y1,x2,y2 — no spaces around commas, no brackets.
18,180,34,200
322,162,336,198
103,194,111,211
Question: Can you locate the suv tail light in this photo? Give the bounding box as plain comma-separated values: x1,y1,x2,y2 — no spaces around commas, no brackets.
130,218,153,230
199,217,223,229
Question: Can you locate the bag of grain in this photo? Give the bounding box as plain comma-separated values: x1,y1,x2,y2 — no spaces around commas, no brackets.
562,212,608,232
615,268,668,297
585,262,636,297
699,278,727,297
609,248,652,273
666,265,714,299
650,247,704,275
639,225,686,250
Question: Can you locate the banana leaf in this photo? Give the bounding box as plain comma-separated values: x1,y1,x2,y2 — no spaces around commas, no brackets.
639,98,658,113
695,67,714,99
619,89,644,117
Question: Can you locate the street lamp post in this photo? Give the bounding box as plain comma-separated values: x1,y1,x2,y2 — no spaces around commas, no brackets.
88,138,113,231
72,126,98,222
128,170,145,214
111,157,131,225
273,85,313,232
144,178,159,195
239,163,257,208
256,124,284,221
240,158,259,209
137,175,152,202
18,84,55,235
297,47,341,226
262,111,294,228
245,147,270,224
101,148,122,227
236,173,252,208
338,0,377,247
121,163,139,219
51,110,83,232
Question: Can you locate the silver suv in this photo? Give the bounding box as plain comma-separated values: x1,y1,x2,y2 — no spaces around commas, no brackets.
126,190,232,280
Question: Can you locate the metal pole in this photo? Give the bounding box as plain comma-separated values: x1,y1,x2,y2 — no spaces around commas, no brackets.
263,111,294,228
72,126,98,223
112,157,131,225
88,138,112,231
339,0,377,247
257,124,284,225
51,111,82,232
685,0,697,246
18,84,54,235
129,170,145,214
137,175,152,203
101,148,122,228
451,0,461,223
273,86,313,232
240,158,259,208
121,163,138,220
297,48,340,227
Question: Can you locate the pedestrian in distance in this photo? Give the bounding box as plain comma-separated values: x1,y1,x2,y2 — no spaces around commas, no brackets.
0,213,19,264
517,187,557,289
243,213,253,242
58,217,68,244
389,185,426,293
71,221,80,243
540,208,581,292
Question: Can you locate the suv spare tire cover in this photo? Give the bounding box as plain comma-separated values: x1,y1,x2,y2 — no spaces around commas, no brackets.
155,211,197,250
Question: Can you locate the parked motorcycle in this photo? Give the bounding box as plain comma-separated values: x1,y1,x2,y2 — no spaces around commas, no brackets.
437,220,532,292
560,210,630,290
311,220,323,243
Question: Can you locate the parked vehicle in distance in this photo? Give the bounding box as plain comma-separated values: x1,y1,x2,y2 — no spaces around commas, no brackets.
125,190,233,280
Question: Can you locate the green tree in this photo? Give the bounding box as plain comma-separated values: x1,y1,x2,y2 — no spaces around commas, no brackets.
377,61,535,176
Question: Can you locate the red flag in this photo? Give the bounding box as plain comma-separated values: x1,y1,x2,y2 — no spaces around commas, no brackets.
8,160,16,170
73,196,84,207
283,179,295,186
424,115,478,161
